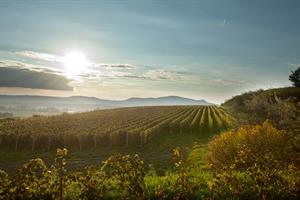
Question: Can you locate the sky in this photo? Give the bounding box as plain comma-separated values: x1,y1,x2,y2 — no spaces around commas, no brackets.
0,0,299,104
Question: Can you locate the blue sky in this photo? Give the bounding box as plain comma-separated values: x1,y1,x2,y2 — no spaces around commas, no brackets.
0,0,299,103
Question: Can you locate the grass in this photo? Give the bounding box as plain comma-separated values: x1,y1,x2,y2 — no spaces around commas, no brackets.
222,86,300,108
186,144,208,167
0,131,215,175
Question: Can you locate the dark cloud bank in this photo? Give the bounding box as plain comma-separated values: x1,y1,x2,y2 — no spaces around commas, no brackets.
0,67,73,91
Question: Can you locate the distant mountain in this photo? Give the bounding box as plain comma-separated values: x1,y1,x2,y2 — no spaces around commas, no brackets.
0,95,212,106
0,94,212,117
122,96,211,106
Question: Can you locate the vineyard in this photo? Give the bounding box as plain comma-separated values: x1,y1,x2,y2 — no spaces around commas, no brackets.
0,106,233,152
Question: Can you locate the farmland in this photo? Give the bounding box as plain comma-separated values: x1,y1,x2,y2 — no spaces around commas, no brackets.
0,105,232,152
0,91,299,199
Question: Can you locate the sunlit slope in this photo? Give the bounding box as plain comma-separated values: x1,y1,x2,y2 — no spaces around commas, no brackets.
0,106,233,151
222,87,300,109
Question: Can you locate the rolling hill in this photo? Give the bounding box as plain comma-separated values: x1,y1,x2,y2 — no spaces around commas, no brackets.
221,87,300,133
222,87,300,109
0,95,212,117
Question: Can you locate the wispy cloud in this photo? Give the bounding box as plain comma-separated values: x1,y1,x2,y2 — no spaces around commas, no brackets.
92,63,136,69
221,19,226,27
16,51,62,62
141,69,193,81
16,50,138,71
284,62,300,68
211,78,246,85
79,66,246,86
0,60,63,74
7,50,247,87
134,69,246,85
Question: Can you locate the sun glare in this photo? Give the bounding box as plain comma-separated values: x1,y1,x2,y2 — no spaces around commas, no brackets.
62,51,88,77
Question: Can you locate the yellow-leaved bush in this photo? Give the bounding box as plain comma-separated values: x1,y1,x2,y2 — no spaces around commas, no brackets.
207,121,295,171
206,121,299,199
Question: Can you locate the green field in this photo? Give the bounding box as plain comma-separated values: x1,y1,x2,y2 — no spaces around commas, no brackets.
0,105,232,173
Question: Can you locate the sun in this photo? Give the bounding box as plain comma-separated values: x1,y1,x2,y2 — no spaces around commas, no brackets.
62,51,88,77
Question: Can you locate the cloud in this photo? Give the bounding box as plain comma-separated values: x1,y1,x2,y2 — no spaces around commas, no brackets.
82,67,246,86
16,50,137,70
10,50,246,87
0,60,63,74
0,60,27,68
95,63,136,69
16,51,62,62
211,78,246,85
135,69,246,85
284,62,300,68
84,69,192,81
221,19,226,27
141,69,192,81
0,61,72,90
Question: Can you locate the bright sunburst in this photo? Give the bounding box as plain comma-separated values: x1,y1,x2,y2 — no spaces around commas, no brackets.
62,51,88,77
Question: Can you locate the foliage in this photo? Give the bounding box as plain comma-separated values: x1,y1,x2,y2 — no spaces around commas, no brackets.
244,93,299,129
207,122,300,199
222,87,300,142
289,66,300,87
11,158,55,199
207,121,295,171
101,154,146,199
144,147,209,200
0,148,68,200
223,87,300,109
0,170,10,200
0,144,299,199
209,165,299,200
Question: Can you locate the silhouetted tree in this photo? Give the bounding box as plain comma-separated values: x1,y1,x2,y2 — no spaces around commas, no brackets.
289,66,300,87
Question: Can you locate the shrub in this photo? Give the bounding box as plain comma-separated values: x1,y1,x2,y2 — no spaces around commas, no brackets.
11,158,56,199
207,122,300,199
0,170,10,200
1,148,68,200
209,165,299,200
96,154,146,199
207,121,295,171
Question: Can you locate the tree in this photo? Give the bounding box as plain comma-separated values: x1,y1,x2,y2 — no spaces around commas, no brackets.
289,66,300,87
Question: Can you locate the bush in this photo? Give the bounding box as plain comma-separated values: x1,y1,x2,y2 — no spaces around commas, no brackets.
102,154,146,199
0,170,10,200
80,154,146,199
208,166,299,200
0,148,68,200
0,142,298,199
207,122,300,199
207,121,295,171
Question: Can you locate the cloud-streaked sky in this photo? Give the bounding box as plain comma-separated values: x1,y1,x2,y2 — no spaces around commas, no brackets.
0,0,299,104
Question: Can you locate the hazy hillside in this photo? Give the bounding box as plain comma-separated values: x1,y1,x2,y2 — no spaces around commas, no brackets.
0,95,212,117
120,96,211,106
